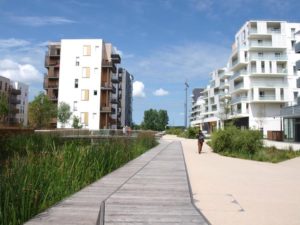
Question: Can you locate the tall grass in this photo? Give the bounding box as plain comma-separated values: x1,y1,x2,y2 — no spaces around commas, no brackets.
0,132,157,225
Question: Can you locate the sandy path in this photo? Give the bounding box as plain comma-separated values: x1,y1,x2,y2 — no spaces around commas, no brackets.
163,135,300,225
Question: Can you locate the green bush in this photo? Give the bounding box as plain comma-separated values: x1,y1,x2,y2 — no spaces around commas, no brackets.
178,127,199,139
165,128,183,136
211,126,262,154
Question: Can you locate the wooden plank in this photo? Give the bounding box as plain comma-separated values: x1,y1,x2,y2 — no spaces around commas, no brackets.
25,141,209,225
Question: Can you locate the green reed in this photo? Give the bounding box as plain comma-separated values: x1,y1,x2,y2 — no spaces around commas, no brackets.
0,132,157,225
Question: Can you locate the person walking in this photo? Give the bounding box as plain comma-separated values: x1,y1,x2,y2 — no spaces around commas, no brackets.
197,130,205,154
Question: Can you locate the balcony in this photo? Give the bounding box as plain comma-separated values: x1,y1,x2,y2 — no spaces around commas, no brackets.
48,95,58,101
10,97,21,105
102,60,116,73
10,89,21,95
295,42,300,53
251,81,287,88
111,75,119,83
47,45,61,56
100,105,112,113
249,55,287,61
46,71,59,79
296,60,300,71
249,40,272,48
111,54,121,64
231,96,248,104
101,82,112,90
259,95,276,101
230,70,247,81
234,82,244,90
45,56,60,68
280,105,300,117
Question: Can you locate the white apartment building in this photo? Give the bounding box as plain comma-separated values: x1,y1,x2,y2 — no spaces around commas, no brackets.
45,39,121,130
191,20,300,136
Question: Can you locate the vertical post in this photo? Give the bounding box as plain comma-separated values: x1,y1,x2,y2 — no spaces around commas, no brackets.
184,81,189,128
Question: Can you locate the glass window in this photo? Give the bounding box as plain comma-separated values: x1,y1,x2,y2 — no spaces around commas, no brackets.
80,112,89,126
75,79,78,88
81,89,89,101
82,67,90,78
73,101,78,111
83,45,91,56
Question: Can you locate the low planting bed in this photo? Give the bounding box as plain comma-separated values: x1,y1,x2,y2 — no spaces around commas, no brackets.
209,126,300,163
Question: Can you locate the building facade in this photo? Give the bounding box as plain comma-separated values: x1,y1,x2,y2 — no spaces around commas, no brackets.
0,76,28,126
44,39,133,130
118,68,133,128
280,30,300,141
190,20,300,137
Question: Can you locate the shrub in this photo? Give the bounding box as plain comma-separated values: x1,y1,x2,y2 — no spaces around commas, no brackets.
211,126,262,155
178,127,199,139
211,126,238,153
165,128,183,136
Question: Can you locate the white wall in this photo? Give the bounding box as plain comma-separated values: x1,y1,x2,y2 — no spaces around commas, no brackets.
58,39,103,129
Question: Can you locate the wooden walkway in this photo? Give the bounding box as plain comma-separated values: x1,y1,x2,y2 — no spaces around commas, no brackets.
25,141,210,225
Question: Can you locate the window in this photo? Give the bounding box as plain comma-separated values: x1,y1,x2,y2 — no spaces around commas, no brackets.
81,89,89,101
94,68,99,75
292,40,296,50
80,112,89,126
294,66,297,75
258,52,263,58
259,91,265,97
83,45,91,56
75,57,80,66
258,40,263,45
82,67,90,78
94,90,97,96
75,79,78,88
261,61,265,73
73,101,78,111
275,52,281,58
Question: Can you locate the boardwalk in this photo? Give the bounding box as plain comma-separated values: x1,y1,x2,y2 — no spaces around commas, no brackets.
25,140,209,225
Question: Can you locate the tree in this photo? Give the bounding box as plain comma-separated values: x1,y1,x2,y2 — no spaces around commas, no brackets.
72,115,82,129
0,93,9,125
157,110,169,131
57,102,72,128
142,109,169,131
28,92,57,129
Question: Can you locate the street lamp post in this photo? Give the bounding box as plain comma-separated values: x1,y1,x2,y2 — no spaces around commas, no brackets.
184,81,189,128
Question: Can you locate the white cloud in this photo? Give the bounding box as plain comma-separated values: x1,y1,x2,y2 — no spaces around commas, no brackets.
10,16,75,26
133,81,146,98
0,38,30,49
0,59,42,84
127,42,230,84
153,88,169,96
191,0,213,11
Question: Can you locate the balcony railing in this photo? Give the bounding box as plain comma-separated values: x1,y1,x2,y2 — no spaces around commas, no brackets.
111,54,121,64
234,82,244,90
249,41,272,48
231,96,248,104
100,106,112,113
259,95,276,100
251,81,287,87
249,55,287,61
101,82,112,90
267,28,281,34
296,60,300,71
230,70,247,80
280,105,300,117
295,42,300,53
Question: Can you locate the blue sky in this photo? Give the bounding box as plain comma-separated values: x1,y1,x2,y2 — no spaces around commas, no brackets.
0,0,300,125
